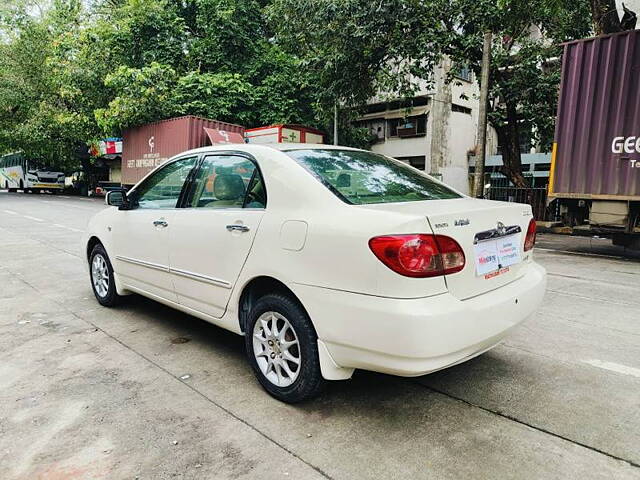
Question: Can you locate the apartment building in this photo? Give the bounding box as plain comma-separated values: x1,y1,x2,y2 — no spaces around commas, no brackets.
354,59,498,195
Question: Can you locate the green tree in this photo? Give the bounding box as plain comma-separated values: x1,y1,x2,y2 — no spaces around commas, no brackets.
0,0,326,170
95,63,180,132
93,0,321,134
0,0,95,171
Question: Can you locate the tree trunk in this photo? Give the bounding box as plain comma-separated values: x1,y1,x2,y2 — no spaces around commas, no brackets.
590,0,622,35
496,101,529,188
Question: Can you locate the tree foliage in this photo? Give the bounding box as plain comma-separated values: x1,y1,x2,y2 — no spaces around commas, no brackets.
0,0,320,170
269,0,593,187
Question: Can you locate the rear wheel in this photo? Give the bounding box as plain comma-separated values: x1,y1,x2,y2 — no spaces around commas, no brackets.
245,293,326,403
89,243,121,307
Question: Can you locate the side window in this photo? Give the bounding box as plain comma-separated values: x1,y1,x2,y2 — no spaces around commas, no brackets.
187,155,266,209
134,156,197,209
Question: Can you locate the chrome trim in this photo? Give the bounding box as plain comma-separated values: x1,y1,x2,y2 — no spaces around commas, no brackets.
226,224,250,232
473,224,522,244
115,255,169,272
169,267,232,289
115,255,231,289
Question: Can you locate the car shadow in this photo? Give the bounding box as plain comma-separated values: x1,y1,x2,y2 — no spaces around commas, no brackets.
117,294,523,414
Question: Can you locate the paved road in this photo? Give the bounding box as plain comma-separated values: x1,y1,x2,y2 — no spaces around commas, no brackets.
1,191,639,480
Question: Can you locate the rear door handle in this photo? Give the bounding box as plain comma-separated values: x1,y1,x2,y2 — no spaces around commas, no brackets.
153,220,168,228
226,224,250,233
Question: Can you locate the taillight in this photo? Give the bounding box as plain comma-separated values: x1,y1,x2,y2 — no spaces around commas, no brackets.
368,234,465,278
524,218,536,251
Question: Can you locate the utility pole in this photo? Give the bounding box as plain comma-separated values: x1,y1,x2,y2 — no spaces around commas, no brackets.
333,103,338,145
473,31,492,198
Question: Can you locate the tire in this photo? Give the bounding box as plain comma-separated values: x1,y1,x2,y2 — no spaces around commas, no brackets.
245,293,326,403
19,180,24,192
89,243,122,307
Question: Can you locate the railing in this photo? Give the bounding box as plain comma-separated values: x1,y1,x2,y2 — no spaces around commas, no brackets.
485,187,556,221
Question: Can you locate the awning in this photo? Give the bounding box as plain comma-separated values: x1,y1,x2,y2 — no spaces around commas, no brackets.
204,127,245,145
357,105,429,121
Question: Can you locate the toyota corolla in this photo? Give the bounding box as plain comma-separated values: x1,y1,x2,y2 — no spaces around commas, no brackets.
83,144,546,402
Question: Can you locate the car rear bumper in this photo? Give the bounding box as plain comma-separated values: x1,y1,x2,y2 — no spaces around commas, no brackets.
293,262,546,377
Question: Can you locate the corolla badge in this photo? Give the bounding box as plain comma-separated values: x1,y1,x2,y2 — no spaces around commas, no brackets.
496,221,506,235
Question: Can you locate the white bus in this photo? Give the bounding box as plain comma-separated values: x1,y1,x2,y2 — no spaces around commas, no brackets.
0,153,65,193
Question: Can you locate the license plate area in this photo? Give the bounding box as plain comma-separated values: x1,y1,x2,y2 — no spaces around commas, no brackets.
473,233,522,276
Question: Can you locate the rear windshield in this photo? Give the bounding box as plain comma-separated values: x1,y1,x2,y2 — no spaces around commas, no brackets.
286,149,461,205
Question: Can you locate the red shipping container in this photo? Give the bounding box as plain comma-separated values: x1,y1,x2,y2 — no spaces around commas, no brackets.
121,115,245,186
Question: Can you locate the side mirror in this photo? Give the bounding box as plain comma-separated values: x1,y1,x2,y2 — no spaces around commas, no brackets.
105,189,128,209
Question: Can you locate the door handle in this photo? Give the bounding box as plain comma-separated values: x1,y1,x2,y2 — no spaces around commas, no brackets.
226,224,250,233
153,220,168,228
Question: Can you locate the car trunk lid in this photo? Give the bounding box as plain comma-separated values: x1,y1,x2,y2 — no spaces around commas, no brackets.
359,198,534,299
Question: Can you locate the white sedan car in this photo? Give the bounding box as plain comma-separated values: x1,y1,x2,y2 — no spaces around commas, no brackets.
84,144,546,402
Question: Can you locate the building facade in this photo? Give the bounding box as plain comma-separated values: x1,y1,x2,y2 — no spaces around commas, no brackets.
355,59,498,195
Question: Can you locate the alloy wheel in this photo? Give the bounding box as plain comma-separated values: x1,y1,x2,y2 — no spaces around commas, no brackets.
91,254,110,298
252,311,301,387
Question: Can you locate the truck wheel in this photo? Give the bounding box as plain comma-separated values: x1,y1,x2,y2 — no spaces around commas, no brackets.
245,293,326,403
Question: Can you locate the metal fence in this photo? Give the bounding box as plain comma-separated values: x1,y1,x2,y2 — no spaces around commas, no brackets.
485,187,556,221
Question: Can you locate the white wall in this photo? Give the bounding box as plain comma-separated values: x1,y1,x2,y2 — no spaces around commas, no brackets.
371,135,430,159
616,0,640,21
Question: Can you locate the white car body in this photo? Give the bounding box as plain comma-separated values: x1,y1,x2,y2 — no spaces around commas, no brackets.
83,144,546,384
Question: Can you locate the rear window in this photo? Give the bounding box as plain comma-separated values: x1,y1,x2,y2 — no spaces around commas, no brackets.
286,149,461,205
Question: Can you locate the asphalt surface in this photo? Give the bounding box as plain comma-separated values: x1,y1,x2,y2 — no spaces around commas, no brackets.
1,191,639,480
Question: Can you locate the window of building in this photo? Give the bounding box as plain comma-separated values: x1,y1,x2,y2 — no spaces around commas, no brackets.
396,156,426,171
387,115,427,138
452,104,472,115
357,118,385,142
534,163,551,171
455,65,473,82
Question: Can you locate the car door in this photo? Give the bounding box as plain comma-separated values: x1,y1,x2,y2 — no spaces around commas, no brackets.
112,156,198,302
168,153,266,318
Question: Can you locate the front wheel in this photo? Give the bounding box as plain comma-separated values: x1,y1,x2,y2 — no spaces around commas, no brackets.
245,293,326,403
89,244,122,307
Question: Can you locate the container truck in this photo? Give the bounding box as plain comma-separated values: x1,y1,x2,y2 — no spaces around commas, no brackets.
550,29,640,249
